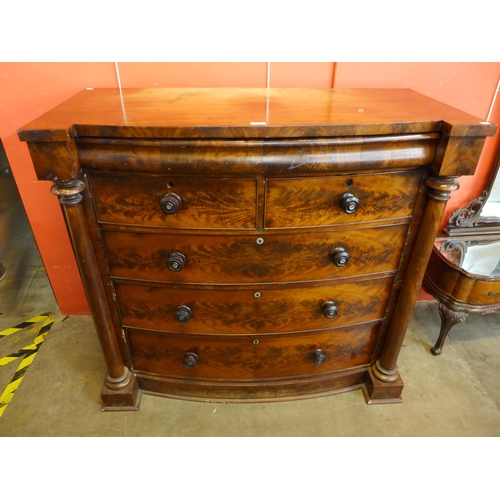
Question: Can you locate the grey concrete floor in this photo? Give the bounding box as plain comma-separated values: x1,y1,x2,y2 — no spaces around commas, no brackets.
1,200,500,438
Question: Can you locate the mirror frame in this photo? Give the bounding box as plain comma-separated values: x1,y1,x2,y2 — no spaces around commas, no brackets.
444,145,500,236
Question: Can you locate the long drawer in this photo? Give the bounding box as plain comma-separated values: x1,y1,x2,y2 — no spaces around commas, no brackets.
114,277,393,334
265,170,423,228
90,175,258,228
103,223,408,284
127,322,381,379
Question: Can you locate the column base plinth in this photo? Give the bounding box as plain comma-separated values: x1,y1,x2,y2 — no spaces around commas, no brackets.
362,365,404,404
101,371,142,411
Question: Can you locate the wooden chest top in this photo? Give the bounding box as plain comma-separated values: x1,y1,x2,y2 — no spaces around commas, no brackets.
18,87,494,142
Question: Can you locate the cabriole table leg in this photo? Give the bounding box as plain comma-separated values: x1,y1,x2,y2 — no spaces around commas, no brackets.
431,303,468,355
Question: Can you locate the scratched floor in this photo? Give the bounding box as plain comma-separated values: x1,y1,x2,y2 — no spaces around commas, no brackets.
0,198,500,438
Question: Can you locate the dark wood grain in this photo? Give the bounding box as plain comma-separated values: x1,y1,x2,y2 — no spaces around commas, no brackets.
75,134,439,177
52,179,140,409
115,277,393,334
103,224,408,284
17,88,495,408
136,369,368,402
375,176,459,379
80,176,134,368
90,174,257,228
127,322,380,379
262,134,440,173
18,88,496,142
433,135,491,177
266,170,423,228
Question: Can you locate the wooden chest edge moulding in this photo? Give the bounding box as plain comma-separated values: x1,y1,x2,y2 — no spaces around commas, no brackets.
18,88,497,411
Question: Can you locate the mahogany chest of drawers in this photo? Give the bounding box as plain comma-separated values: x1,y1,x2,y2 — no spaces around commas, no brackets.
18,88,496,410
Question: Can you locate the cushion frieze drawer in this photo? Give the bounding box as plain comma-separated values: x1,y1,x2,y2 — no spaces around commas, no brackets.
127,322,381,379
265,170,424,228
103,223,409,284
114,277,394,334
90,175,258,229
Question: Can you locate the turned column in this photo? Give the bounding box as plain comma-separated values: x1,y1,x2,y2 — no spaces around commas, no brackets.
372,176,460,382
51,179,140,409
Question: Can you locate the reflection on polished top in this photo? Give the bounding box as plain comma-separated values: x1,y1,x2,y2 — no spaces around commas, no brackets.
439,239,500,277
17,88,495,142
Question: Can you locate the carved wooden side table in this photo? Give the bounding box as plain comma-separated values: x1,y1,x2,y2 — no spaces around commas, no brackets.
423,239,500,354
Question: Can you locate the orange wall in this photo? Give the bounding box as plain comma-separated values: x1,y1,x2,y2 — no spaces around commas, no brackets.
1,62,499,314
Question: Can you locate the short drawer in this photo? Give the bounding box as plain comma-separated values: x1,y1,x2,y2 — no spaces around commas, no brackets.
103,223,408,283
265,170,423,228
115,277,393,334
127,322,380,379
90,175,257,228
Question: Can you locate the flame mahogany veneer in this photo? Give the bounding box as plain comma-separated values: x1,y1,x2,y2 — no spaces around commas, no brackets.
18,88,496,410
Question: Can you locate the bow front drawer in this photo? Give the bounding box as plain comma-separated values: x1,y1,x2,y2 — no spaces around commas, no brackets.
103,223,408,284
127,322,381,379
265,170,424,228
115,277,393,334
90,175,258,229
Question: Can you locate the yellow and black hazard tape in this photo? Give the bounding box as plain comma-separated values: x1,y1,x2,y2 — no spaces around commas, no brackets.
0,312,51,339
0,313,55,417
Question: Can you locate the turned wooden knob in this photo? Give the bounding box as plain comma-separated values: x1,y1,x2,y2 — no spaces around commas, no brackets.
168,252,186,272
331,247,350,267
183,352,198,368
175,305,191,323
340,192,359,214
322,301,338,319
160,192,182,214
312,349,326,365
